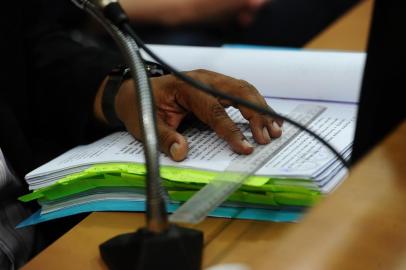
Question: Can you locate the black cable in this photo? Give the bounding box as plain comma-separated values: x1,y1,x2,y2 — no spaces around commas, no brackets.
95,3,350,168
119,23,350,169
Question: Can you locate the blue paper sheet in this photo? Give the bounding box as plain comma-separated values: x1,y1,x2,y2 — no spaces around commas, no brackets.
17,200,303,228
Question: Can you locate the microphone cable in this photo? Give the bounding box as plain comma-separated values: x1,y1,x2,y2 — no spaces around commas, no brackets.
86,0,350,168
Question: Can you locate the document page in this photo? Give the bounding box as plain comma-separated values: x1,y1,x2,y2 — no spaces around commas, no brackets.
145,45,365,103
27,98,356,182
256,99,355,176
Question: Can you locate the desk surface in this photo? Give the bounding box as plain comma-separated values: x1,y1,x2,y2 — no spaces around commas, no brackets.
23,120,406,270
23,1,403,269
304,0,373,51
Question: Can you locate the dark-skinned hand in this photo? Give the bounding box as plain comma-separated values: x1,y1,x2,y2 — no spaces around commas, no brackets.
95,69,283,161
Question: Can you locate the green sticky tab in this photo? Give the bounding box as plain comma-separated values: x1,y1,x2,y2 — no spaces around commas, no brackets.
126,163,147,175
258,183,318,194
273,191,322,206
169,188,321,207
228,191,277,206
19,171,93,202
161,166,270,186
18,191,43,202
19,162,320,207
19,166,147,202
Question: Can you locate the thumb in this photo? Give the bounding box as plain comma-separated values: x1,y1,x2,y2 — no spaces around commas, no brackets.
157,120,189,161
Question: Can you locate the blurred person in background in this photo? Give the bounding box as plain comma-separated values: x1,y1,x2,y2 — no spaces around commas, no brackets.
51,0,360,47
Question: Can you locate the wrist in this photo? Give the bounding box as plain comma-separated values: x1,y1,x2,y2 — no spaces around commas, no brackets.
94,77,109,125
98,61,170,128
101,65,131,128
115,79,136,126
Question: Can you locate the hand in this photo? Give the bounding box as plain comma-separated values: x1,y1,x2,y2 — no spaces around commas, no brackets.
119,0,267,26
96,69,283,161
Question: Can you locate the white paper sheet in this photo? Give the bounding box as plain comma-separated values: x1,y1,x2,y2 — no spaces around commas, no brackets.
26,98,356,192
143,45,366,103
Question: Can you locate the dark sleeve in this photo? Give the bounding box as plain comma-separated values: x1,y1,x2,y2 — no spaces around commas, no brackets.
25,1,123,150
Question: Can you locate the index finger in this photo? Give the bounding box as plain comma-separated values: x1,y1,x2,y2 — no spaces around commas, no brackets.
183,89,254,155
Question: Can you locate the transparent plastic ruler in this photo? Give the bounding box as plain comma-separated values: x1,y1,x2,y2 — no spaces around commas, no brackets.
169,104,326,224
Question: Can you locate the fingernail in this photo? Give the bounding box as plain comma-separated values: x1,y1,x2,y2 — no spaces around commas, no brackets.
170,142,180,158
262,127,271,143
242,139,253,149
272,121,281,132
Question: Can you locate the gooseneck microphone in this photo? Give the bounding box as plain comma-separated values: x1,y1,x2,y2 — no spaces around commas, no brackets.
70,1,204,269
72,0,349,169
70,1,349,269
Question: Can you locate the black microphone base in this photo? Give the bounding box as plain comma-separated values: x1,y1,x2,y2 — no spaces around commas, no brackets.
100,224,203,270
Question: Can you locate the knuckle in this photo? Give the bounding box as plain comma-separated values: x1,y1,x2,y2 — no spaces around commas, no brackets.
223,125,242,141
237,79,260,94
237,79,251,88
210,103,228,122
193,69,210,75
229,125,241,135
237,79,249,85
208,103,242,141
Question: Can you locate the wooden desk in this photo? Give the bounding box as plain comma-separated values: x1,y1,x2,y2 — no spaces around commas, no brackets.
305,0,373,51
23,120,406,270
23,1,393,269
218,122,406,270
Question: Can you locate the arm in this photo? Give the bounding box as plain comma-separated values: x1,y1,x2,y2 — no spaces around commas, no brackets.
26,3,122,147
28,1,282,161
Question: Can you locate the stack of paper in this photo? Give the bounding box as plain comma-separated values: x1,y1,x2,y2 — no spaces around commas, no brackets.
17,45,364,227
